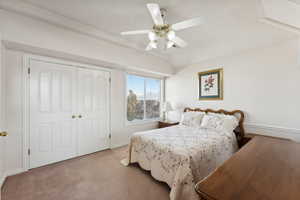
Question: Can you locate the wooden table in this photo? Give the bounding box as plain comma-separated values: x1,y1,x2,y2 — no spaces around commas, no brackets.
195,136,300,200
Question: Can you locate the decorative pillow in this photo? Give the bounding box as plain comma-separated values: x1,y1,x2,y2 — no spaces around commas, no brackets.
180,112,205,127
201,114,222,129
221,115,239,132
201,113,239,132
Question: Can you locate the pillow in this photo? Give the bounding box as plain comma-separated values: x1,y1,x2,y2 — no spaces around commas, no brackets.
167,110,183,122
180,112,205,127
221,115,239,132
201,113,239,132
201,114,222,129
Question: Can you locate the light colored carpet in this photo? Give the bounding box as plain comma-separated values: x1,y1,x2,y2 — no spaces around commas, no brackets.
1,146,170,200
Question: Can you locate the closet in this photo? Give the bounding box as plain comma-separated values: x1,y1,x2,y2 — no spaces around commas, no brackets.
29,58,110,168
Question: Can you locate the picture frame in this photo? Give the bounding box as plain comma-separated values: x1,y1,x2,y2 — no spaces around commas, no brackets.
198,68,223,100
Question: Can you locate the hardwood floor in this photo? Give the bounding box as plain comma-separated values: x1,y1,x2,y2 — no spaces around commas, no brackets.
1,147,170,200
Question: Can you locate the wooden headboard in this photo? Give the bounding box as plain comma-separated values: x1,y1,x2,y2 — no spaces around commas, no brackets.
184,108,245,147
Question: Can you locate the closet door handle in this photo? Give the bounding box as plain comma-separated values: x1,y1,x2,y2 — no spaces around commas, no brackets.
78,115,82,118
0,132,8,137
72,115,76,119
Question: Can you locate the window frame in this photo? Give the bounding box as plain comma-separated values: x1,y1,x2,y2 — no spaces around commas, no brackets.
125,73,163,126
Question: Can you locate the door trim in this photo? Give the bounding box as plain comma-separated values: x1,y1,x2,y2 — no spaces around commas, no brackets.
23,54,112,170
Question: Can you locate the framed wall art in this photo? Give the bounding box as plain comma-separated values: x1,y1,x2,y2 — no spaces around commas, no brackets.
198,68,223,100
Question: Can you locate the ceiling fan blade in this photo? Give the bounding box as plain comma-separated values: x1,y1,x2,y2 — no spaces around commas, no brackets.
171,17,203,31
171,36,187,48
147,3,164,25
121,30,150,35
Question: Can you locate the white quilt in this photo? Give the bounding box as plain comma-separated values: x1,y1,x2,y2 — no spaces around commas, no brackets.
124,125,238,200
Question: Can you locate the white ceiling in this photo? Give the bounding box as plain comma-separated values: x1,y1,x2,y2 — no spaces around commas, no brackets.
289,0,300,4
9,0,300,68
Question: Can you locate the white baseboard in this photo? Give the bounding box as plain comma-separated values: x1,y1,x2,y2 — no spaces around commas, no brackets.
111,141,128,149
0,174,6,189
0,173,7,200
245,123,300,142
5,168,25,177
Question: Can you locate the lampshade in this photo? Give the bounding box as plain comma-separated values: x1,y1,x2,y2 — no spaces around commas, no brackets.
162,102,172,112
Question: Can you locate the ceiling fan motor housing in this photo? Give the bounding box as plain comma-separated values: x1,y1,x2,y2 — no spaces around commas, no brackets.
152,8,170,38
153,24,171,37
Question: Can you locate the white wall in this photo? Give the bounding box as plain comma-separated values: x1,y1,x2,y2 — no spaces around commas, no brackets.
5,50,23,174
4,49,158,175
166,39,300,141
0,9,173,76
110,70,158,148
0,33,6,197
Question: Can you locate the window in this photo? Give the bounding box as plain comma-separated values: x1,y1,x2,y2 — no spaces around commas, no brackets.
126,74,161,123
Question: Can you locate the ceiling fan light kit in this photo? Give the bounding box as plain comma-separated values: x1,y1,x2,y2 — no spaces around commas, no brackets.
148,31,158,41
121,3,203,51
167,31,176,40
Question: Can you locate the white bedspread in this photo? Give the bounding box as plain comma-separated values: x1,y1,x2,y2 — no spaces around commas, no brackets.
125,125,238,200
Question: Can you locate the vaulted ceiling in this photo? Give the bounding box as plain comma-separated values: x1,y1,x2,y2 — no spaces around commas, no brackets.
1,0,299,69
289,0,300,4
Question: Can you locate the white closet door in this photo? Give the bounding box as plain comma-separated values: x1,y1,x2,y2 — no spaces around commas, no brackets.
30,60,77,168
77,68,110,156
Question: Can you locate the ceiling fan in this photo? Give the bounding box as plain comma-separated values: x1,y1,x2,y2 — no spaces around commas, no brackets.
120,3,203,51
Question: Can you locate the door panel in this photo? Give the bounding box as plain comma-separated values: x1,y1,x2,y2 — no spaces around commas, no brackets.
77,69,110,156
30,60,77,168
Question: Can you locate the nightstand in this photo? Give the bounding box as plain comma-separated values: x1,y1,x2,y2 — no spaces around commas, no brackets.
158,121,179,128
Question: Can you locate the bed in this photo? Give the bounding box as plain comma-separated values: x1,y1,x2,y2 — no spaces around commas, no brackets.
123,108,245,200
